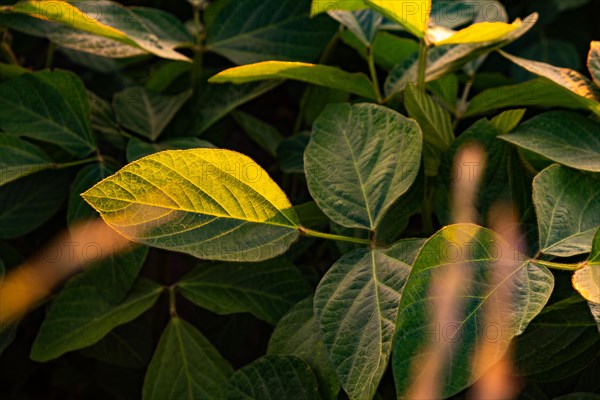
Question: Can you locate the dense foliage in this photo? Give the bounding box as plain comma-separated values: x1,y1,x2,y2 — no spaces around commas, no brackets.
0,0,599,399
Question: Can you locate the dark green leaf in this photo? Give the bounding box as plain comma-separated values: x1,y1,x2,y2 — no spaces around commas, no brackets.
232,111,284,157
278,131,310,174
340,30,418,70
175,81,280,137
305,103,422,230
0,135,52,187
113,87,191,141
0,171,70,239
143,317,234,400
315,248,411,400
328,9,382,46
502,111,600,172
88,91,125,149
205,0,336,65
226,355,320,400
178,258,312,324
510,40,581,82
392,224,554,398
0,71,96,157
268,297,340,400
30,278,162,362
533,165,600,256
465,78,598,117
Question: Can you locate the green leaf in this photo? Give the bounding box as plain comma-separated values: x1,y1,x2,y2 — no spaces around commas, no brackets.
465,78,600,117
178,258,312,324
268,297,340,400
311,0,367,16
490,109,526,134
30,278,161,362
0,258,17,355
0,135,53,187
513,296,599,380
80,319,152,368
145,61,191,93
0,70,96,157
3,1,190,61
278,131,311,175
434,118,532,226
205,0,337,65
226,355,320,400
175,81,280,137
126,137,215,163
304,103,422,230
315,248,411,400
363,0,431,38
384,238,427,265
88,91,125,149
392,224,554,398
591,229,600,265
554,394,600,400
232,111,284,157
82,149,300,262
210,61,377,101
385,13,538,96
340,30,419,71
433,20,521,46
143,317,234,400
404,85,454,176
533,165,600,257
131,6,193,47
0,171,70,239
501,111,600,172
113,87,191,141
0,63,28,82
589,41,600,88
328,9,382,46
510,40,581,82
501,51,600,117
573,264,600,304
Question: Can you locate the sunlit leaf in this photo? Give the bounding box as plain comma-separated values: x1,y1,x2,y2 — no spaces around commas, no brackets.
82,149,300,262
589,41,600,88
490,109,526,134
328,9,382,46
533,165,600,257
210,61,378,100
501,50,600,117
433,21,521,46
392,224,554,398
363,0,431,38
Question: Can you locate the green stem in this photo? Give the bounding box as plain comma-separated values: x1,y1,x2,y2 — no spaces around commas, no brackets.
531,260,586,271
422,175,435,234
53,157,99,170
367,45,383,103
299,226,371,246
417,38,429,91
168,286,177,317
45,41,56,70
454,73,475,127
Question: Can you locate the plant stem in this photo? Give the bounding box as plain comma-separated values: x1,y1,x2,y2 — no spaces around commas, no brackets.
454,73,475,126
45,41,56,69
0,29,18,65
531,260,586,271
53,157,99,170
191,4,204,88
367,45,383,103
168,286,177,317
416,38,429,91
299,226,371,246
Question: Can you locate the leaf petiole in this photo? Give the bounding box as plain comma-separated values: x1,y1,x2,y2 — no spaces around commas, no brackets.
531,259,586,271
53,156,100,170
299,226,371,245
367,45,383,103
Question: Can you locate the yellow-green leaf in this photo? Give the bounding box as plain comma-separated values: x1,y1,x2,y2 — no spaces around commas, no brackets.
363,0,431,38
82,149,300,262
433,20,521,46
209,61,377,100
8,1,136,47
